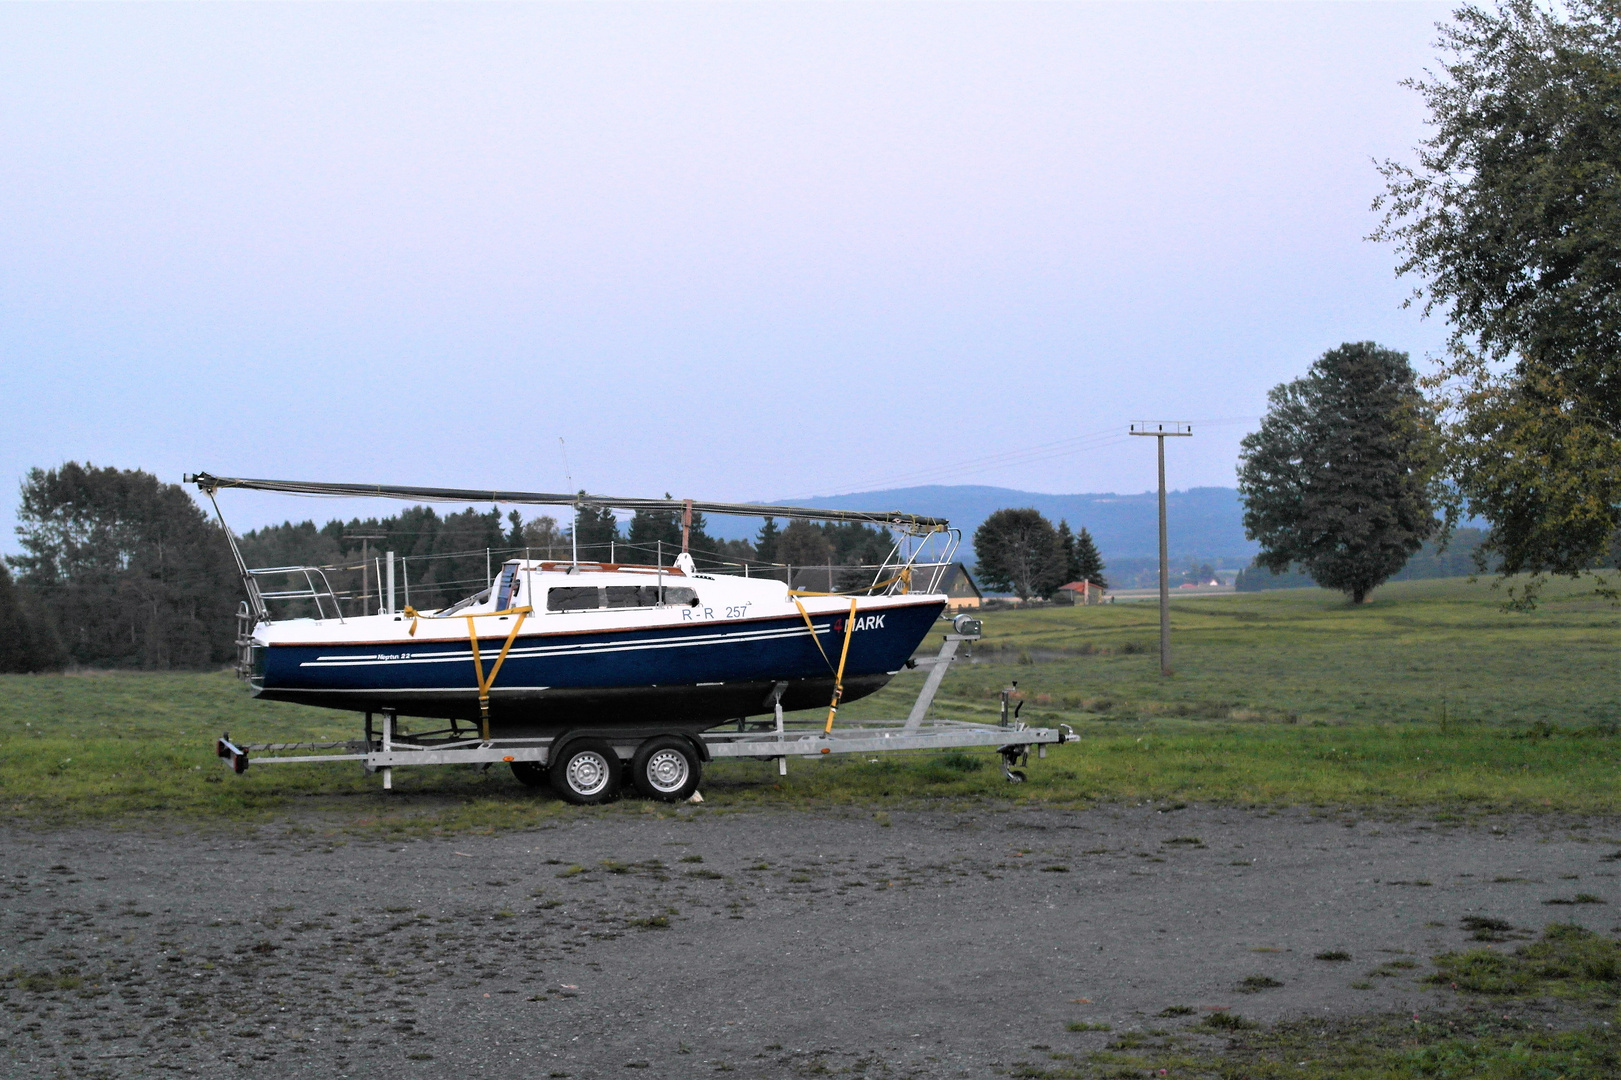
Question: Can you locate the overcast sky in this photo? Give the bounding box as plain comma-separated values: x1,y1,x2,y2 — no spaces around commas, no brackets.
0,2,1453,542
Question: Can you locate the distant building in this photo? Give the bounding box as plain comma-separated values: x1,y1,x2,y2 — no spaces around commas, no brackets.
932,563,983,611
1056,580,1106,605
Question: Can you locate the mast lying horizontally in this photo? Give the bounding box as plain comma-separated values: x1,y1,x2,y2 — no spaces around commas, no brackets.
185,473,949,532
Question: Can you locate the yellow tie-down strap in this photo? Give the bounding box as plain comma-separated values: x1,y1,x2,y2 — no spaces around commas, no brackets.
823,598,859,735
790,597,861,734
446,607,533,741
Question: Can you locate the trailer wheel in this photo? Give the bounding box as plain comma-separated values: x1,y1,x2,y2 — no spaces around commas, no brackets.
631,736,702,802
510,760,546,788
549,740,622,805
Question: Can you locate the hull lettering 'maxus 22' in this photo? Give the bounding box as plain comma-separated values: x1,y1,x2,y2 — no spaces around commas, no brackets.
186,474,1068,804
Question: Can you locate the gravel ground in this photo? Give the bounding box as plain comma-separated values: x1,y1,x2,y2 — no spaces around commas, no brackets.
3,803,1618,1079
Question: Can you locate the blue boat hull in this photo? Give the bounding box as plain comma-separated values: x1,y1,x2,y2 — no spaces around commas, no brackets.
252,598,947,734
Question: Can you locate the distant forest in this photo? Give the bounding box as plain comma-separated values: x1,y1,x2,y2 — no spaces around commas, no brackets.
1235,529,1495,591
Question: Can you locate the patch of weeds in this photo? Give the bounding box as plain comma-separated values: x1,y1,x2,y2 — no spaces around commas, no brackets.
7,968,83,993
1040,865,1070,873
1236,974,1284,993
627,915,670,931
1199,1012,1257,1030
679,854,704,863
1315,950,1352,961
1107,1032,1153,1049
600,860,631,874
1546,894,1608,905
1157,1005,1196,1017
685,868,724,880
1210,1012,1620,1079
1430,923,1621,998
555,865,586,878
1461,915,1524,942
1388,879,1433,887
1064,1021,1111,1032
1161,836,1205,848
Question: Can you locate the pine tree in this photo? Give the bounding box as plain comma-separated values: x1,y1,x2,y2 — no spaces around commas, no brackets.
1073,527,1107,588
627,500,681,562
1055,520,1079,584
755,517,780,563
570,493,620,561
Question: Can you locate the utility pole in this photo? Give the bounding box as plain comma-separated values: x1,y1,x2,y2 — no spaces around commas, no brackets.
344,532,385,617
1129,423,1192,676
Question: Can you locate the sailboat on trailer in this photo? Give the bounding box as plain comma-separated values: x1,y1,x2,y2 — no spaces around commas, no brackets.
190,474,961,749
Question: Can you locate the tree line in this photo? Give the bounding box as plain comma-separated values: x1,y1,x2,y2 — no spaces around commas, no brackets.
0,463,907,672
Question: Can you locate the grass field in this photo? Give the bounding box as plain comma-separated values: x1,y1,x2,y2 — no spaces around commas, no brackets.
0,576,1616,828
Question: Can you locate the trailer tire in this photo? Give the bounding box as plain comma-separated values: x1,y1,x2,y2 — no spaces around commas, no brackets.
630,736,702,802
549,740,622,805
510,760,546,788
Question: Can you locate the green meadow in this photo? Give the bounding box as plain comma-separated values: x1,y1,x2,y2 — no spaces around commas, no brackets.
0,576,1616,828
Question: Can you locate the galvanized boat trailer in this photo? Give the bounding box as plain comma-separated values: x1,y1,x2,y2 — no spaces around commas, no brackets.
215,616,1072,800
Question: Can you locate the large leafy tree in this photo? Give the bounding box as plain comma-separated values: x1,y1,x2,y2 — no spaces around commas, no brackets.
1237,343,1439,603
10,463,239,668
1372,0,1621,603
974,508,1062,600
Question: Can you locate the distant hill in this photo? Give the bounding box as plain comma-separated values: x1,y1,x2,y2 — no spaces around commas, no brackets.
706,484,1257,565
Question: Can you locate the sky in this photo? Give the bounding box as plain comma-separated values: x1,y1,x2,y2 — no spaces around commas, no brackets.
0,2,1454,544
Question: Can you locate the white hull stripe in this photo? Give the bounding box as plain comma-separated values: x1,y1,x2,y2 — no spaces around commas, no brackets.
298,621,830,670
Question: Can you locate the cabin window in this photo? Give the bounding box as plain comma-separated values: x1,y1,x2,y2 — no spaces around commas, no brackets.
547,587,601,613
546,584,701,612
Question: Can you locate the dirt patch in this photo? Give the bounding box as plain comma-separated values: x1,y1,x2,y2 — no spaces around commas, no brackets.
1,805,1616,1077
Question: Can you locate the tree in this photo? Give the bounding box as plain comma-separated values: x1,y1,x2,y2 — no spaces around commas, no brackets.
778,520,833,569
755,517,780,563
1372,0,1621,602
11,463,240,668
522,515,566,560
974,508,1062,600
570,495,619,560
1055,520,1078,583
626,502,681,562
1073,527,1108,588
1237,343,1439,603
0,562,64,672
